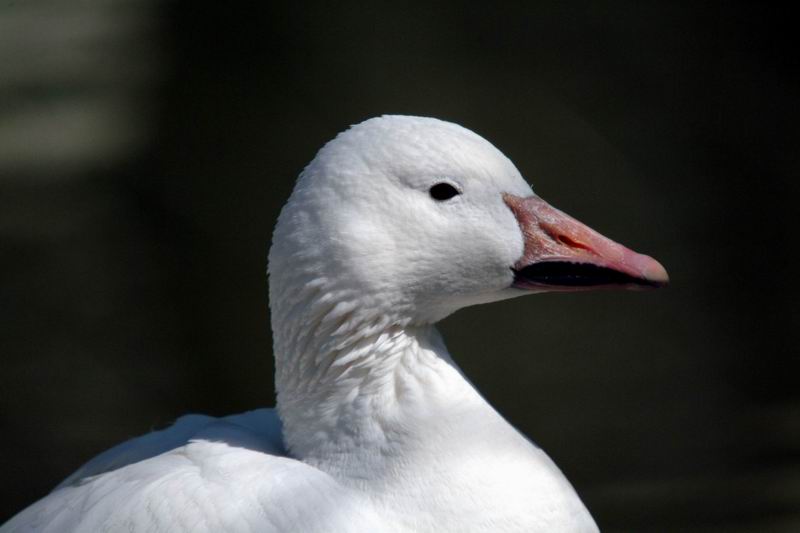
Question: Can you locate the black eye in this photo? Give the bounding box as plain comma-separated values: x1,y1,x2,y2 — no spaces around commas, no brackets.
429,183,460,201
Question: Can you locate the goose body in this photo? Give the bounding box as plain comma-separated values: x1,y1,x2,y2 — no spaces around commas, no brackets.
3,116,667,533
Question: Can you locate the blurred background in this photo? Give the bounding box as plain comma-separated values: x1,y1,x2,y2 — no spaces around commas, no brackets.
1,1,797,531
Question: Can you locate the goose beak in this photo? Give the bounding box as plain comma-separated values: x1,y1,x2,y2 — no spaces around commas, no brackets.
503,193,669,291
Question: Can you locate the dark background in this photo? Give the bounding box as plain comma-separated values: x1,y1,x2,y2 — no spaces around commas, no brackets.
2,1,798,531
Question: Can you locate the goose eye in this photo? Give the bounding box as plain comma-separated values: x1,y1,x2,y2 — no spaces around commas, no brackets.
429,183,460,201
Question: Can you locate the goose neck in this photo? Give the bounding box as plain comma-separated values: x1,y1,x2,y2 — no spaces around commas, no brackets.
273,310,486,475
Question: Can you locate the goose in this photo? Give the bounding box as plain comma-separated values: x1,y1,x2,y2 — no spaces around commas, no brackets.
3,115,668,533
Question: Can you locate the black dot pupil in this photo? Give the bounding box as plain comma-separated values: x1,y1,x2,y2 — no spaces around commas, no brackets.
429,183,459,201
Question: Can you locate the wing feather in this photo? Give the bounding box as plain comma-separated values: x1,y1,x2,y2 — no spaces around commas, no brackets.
3,409,380,533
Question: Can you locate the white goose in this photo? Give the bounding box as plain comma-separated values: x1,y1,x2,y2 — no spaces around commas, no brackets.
3,116,668,533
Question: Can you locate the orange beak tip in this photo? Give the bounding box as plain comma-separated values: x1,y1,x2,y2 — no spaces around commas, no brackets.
643,260,670,287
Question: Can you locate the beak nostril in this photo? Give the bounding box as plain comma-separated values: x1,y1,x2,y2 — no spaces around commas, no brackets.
540,223,592,251
553,233,592,252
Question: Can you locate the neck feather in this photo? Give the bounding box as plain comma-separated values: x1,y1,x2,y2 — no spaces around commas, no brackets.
270,273,489,479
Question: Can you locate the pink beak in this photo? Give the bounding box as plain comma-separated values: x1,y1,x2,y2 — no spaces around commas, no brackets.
504,194,669,291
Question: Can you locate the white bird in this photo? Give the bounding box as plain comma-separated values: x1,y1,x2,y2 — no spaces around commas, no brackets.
3,116,668,533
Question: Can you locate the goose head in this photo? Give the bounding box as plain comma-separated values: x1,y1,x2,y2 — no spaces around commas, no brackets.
268,115,667,329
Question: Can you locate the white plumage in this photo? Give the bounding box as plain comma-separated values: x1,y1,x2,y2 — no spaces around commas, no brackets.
5,116,668,532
